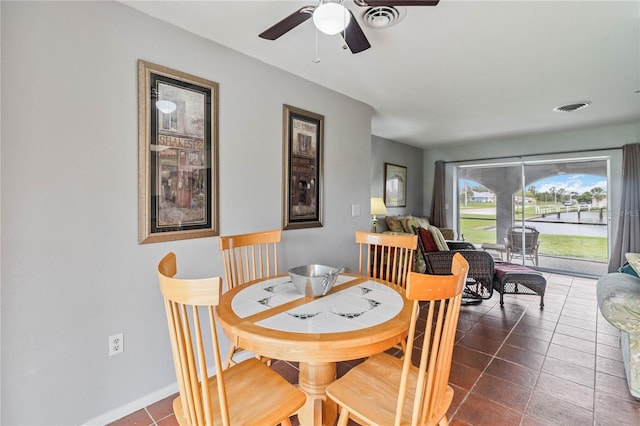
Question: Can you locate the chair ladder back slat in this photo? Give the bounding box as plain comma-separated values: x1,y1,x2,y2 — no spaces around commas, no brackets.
398,247,414,288
386,247,396,283
246,245,254,282
191,305,216,426
418,301,446,423
431,295,461,414
176,302,205,425
268,241,278,277
221,250,233,291
184,304,210,425
253,244,261,280
164,300,198,425
410,299,438,423
391,253,396,281
208,305,230,426
394,300,421,426
371,244,380,279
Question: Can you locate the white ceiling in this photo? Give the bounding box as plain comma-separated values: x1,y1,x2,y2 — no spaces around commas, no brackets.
122,0,640,148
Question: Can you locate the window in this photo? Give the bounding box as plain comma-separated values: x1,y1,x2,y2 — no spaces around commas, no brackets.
456,158,609,276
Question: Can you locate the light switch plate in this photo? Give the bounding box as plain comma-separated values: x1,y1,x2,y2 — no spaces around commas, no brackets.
352,204,361,217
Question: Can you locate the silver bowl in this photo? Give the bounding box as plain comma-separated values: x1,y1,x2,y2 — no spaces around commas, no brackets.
288,264,342,298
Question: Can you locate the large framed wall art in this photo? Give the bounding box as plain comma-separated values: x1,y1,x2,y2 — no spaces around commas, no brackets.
282,104,324,230
138,60,219,243
384,162,407,208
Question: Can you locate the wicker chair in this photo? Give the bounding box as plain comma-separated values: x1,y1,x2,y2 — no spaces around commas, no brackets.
414,226,495,302
505,226,540,266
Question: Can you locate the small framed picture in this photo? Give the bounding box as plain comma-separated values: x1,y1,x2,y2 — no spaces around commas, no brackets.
138,60,219,243
282,104,324,229
384,163,407,208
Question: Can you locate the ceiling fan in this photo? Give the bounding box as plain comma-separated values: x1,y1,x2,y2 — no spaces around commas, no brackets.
258,0,440,54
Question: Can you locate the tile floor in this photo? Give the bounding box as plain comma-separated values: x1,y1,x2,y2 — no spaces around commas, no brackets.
109,272,640,426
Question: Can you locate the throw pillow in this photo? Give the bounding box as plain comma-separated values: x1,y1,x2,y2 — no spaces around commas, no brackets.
402,216,421,234
416,216,431,229
625,253,640,276
386,216,404,233
428,226,450,251
619,262,639,278
418,227,439,252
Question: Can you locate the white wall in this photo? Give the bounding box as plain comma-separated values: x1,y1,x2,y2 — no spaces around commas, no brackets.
423,122,640,241
371,135,424,230
0,1,372,424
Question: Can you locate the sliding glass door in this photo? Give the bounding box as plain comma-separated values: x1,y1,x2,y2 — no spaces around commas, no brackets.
457,158,609,276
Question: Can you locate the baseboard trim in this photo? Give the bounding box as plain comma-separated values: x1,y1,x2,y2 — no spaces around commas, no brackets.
81,382,178,426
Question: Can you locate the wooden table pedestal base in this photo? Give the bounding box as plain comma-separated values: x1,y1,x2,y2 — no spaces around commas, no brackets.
297,362,337,426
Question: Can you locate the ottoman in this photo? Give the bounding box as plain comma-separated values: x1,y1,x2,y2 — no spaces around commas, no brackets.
493,262,546,309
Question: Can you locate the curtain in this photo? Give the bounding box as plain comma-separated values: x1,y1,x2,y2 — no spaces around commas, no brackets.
608,143,640,272
430,160,447,228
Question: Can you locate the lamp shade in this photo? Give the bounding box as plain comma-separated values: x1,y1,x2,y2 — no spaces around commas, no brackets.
312,2,351,35
371,197,388,216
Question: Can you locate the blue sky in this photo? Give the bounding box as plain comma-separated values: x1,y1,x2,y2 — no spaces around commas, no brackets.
461,174,607,195
528,174,606,195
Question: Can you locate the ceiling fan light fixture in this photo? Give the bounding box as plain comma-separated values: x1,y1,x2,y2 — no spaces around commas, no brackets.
313,2,351,35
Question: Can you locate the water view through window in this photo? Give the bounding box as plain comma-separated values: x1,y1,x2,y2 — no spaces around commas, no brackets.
457,159,608,276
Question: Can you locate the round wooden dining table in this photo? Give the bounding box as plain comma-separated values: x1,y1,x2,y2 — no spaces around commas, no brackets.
216,273,412,426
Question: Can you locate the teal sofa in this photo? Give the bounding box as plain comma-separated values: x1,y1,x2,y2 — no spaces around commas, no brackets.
597,272,640,399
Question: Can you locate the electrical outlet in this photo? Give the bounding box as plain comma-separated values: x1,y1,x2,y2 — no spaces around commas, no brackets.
109,333,124,356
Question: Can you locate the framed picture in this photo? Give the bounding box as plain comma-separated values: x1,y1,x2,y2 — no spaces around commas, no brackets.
138,60,219,244
384,163,407,208
282,105,324,229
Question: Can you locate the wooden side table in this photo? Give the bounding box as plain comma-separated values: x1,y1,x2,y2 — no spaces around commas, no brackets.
481,242,506,261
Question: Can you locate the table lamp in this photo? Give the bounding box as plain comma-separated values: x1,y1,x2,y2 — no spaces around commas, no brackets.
370,197,388,233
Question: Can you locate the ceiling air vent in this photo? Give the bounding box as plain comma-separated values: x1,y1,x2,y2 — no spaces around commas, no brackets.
553,101,592,112
363,6,403,28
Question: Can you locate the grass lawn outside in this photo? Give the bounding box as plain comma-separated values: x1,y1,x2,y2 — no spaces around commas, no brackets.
459,215,608,262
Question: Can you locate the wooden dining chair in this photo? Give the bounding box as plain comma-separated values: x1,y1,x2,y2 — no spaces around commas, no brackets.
219,229,281,367
157,252,306,426
356,230,418,288
219,229,281,290
357,230,418,355
326,253,469,426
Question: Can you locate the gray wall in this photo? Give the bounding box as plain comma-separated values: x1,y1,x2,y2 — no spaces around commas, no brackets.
371,135,424,231
0,2,372,424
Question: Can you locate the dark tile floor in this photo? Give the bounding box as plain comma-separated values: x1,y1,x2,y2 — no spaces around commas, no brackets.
109,272,640,426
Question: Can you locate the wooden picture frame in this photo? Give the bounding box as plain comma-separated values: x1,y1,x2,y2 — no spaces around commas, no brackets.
282,105,324,229
384,162,407,208
138,60,219,244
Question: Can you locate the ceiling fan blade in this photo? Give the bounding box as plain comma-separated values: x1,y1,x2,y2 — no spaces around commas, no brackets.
259,7,314,40
342,10,371,54
354,1,440,6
